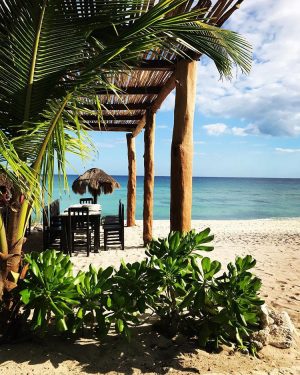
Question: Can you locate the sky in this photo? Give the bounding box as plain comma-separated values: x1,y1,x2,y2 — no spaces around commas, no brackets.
67,0,300,178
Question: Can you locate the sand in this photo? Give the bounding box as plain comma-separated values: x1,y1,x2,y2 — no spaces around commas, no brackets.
1,218,300,374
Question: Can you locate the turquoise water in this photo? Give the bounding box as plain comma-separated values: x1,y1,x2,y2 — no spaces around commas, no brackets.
48,176,300,220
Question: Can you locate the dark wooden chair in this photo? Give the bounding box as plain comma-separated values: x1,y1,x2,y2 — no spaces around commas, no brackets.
43,204,62,250
80,198,94,204
68,207,91,256
50,199,59,214
103,202,124,250
102,200,122,225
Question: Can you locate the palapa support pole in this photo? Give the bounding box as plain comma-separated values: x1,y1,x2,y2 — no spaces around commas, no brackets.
170,59,197,232
143,108,156,245
126,133,136,227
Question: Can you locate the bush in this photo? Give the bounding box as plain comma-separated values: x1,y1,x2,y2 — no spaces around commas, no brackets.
18,228,264,353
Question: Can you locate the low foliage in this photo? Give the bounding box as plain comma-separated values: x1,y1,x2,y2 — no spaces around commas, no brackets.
17,229,264,353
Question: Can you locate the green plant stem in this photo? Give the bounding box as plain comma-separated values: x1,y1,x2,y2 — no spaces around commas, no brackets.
0,212,8,255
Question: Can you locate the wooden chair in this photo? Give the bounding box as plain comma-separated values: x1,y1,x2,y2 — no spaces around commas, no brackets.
80,198,94,204
103,202,124,250
102,200,122,225
43,205,62,250
68,207,91,256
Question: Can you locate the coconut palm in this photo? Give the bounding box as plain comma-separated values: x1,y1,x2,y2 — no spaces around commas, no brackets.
0,0,252,299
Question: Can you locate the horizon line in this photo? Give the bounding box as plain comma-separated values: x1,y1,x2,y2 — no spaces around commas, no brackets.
59,174,300,179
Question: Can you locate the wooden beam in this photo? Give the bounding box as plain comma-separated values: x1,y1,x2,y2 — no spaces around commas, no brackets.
126,133,136,227
217,0,244,26
132,72,176,137
151,73,176,113
170,60,197,232
131,114,146,138
82,114,142,121
143,109,155,245
87,125,137,132
77,102,152,111
96,86,162,95
134,60,175,71
102,102,152,110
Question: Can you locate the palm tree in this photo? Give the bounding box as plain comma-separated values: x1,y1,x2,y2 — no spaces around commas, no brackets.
0,0,251,299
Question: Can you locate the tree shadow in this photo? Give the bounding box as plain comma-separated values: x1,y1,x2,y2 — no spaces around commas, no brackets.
0,325,201,374
23,229,44,253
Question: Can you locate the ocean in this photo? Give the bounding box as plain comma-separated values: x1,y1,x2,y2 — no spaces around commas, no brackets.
49,176,300,220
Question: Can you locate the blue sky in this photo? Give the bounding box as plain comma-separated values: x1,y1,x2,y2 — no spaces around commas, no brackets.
67,0,300,178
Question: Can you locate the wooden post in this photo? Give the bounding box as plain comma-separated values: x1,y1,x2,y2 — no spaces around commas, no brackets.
143,109,155,244
170,59,197,232
126,133,136,227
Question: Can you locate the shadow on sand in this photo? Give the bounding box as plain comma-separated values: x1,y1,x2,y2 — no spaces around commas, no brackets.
0,325,201,374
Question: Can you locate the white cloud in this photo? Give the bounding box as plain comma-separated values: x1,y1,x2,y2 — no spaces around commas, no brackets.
203,123,228,136
203,123,258,137
157,125,167,129
196,0,300,137
160,1,300,138
275,148,300,153
231,127,248,137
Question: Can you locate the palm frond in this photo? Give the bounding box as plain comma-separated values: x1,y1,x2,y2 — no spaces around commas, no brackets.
0,130,39,202
0,0,252,207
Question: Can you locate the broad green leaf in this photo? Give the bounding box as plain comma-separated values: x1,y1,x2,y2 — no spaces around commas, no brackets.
116,318,124,333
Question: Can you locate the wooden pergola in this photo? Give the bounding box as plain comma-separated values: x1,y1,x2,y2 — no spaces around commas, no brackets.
84,0,244,244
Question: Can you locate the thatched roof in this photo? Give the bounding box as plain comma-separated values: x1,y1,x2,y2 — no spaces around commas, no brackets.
78,0,243,135
72,168,121,196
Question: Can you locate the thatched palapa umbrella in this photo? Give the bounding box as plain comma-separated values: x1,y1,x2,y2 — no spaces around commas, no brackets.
72,168,120,204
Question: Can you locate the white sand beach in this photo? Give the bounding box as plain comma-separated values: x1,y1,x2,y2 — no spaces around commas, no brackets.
1,218,300,374
71,219,300,329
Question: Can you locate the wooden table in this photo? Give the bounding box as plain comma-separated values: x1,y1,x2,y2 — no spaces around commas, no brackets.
60,204,101,254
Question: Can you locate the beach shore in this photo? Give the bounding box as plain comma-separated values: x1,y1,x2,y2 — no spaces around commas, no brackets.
2,218,300,374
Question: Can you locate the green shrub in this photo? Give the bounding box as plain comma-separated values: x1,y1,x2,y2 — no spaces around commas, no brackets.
145,229,215,334
18,229,264,354
189,255,264,352
72,265,114,336
20,250,79,332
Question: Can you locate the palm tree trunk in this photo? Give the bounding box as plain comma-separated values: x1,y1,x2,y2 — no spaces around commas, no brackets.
0,213,8,299
6,208,24,274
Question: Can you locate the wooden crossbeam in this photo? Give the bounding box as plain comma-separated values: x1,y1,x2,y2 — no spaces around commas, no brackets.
132,73,176,137
87,124,137,132
103,114,142,121
217,0,244,26
82,114,142,121
133,60,175,71
96,86,163,95
76,102,152,111
102,102,152,110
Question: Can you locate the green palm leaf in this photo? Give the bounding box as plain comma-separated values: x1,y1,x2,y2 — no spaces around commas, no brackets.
0,0,252,207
